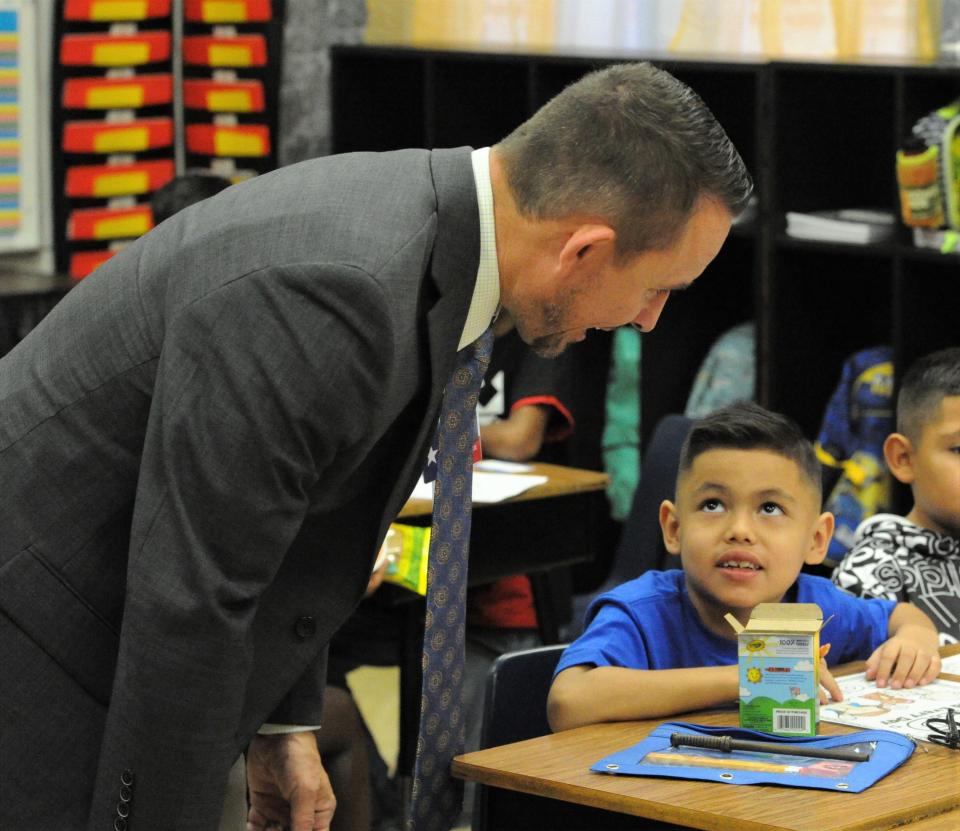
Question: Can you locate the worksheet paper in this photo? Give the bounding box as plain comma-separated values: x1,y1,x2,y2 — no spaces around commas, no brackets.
820,673,960,744
408,471,548,504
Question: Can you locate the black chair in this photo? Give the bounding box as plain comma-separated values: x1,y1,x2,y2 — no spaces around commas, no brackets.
471,643,684,831
568,414,693,638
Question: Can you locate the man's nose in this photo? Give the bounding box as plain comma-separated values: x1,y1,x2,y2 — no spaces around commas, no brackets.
630,292,670,333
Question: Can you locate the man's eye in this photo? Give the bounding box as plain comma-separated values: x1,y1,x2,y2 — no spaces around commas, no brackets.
760,502,784,516
700,499,724,512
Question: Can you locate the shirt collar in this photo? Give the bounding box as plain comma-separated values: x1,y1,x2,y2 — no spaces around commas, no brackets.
459,147,501,350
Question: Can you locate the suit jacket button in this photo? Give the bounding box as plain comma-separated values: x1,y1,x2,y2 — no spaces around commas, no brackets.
119,785,132,803
294,616,317,640
120,769,134,786
117,801,130,818
114,818,127,831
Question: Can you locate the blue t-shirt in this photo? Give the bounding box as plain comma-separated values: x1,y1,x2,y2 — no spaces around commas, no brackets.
555,570,896,676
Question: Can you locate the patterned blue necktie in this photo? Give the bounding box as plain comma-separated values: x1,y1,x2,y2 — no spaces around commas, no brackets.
407,326,494,831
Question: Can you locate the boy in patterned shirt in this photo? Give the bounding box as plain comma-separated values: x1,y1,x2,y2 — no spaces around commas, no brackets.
833,347,960,645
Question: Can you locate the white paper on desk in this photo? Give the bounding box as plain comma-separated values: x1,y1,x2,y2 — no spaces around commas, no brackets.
408,471,548,504
474,459,534,474
940,653,960,674
820,673,960,743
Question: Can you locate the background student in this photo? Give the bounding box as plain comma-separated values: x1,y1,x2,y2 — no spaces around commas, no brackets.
832,346,960,645
547,402,941,732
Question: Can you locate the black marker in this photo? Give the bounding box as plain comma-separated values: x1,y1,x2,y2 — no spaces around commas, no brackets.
669,732,872,763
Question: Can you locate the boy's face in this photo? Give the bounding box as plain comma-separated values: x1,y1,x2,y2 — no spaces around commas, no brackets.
660,448,833,626
888,395,960,537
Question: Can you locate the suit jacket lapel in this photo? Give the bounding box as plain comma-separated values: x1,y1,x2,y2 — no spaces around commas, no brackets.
380,147,481,524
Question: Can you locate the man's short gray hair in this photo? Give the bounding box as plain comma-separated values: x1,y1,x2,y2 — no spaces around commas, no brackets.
495,62,753,258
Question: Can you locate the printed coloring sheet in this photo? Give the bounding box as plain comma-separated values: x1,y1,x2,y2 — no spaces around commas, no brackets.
821,673,960,744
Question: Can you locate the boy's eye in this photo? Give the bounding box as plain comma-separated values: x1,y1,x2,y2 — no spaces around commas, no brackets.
699,498,725,513
760,502,784,516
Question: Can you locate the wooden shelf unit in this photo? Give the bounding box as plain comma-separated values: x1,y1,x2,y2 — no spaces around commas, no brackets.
331,44,959,447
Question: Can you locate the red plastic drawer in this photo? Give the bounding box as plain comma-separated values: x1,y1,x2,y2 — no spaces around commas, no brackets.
182,78,264,112
68,204,153,241
70,249,117,280
60,32,171,66
182,35,266,67
66,159,175,198
184,0,271,22
62,74,173,109
63,117,174,153
186,123,270,157
64,0,171,20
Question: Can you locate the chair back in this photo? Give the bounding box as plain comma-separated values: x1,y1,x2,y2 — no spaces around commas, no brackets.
471,644,647,831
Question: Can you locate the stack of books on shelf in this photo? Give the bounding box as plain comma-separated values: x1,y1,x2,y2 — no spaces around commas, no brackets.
785,209,895,244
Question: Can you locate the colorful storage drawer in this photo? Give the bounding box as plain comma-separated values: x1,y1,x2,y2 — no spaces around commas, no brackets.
63,117,174,153
68,204,153,241
60,32,171,66
64,0,171,20
185,0,271,23
186,123,270,156
182,34,266,67
66,159,175,198
62,74,173,109
182,78,264,112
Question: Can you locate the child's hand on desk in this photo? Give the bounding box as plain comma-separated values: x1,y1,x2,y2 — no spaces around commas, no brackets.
818,658,842,704
866,624,941,690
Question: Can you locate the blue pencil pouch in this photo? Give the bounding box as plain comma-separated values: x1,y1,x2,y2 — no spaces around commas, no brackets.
591,720,915,793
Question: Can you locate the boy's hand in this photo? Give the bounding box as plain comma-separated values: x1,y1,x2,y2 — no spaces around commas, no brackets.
818,659,842,704
866,624,941,689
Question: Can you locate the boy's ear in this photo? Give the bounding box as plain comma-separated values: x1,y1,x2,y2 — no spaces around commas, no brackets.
659,499,682,557
883,432,916,485
804,511,835,566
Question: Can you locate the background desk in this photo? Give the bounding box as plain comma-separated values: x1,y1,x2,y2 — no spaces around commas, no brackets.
452,646,960,831
394,463,609,789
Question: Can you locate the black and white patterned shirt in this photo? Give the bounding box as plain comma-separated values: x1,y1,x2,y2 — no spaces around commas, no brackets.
832,514,960,645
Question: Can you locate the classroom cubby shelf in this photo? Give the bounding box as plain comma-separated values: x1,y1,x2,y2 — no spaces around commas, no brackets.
331,44,960,446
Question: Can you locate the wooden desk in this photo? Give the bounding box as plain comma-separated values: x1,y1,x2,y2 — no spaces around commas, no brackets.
453,647,960,831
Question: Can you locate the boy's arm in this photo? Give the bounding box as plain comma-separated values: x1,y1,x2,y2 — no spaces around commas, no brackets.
547,664,739,732
866,603,941,689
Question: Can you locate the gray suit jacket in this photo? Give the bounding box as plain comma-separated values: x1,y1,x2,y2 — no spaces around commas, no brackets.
0,147,480,829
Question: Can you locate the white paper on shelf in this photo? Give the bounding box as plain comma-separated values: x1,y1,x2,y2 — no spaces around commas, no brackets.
785,209,895,244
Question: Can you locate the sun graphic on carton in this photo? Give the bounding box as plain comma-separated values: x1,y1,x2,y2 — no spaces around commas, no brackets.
744,637,776,657
746,666,763,684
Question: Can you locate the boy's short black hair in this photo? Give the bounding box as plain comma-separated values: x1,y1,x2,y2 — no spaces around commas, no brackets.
151,174,231,224
678,401,822,498
897,347,960,440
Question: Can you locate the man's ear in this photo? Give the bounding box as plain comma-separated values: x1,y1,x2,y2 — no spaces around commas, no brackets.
804,511,835,566
557,224,616,275
883,432,916,485
659,499,682,557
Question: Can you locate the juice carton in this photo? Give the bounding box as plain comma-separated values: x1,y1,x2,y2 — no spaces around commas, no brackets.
725,603,826,737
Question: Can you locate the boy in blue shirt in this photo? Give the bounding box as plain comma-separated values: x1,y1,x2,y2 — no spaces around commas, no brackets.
548,402,941,731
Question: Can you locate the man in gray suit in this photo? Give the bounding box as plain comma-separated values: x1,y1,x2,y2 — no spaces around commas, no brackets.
0,63,750,830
